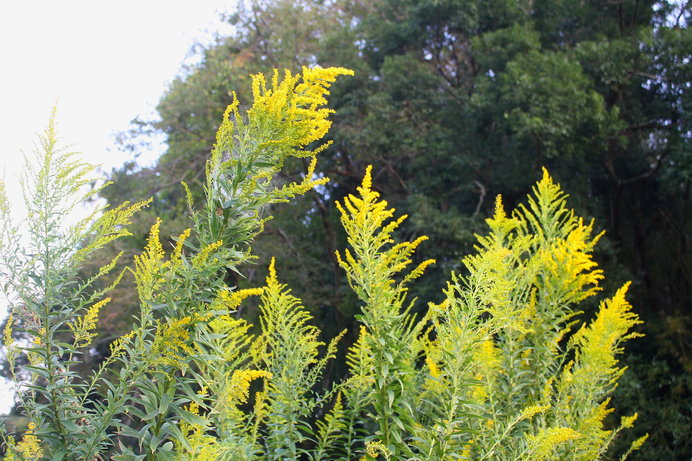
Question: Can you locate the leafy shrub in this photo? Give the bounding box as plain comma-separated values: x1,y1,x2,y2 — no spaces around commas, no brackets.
0,67,644,460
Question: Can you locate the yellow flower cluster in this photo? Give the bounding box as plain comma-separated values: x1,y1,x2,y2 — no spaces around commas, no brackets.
133,218,166,301
476,339,501,372
192,240,224,267
364,440,390,459
143,218,165,260
335,166,435,300
485,195,520,240
460,439,474,458
152,316,196,368
249,66,354,147
526,426,581,460
171,228,192,261
538,218,604,303
560,283,642,405
109,330,136,358
519,404,551,421
4,422,44,460
208,67,352,218
272,156,329,200
69,297,110,348
425,356,441,379
214,287,264,311
3,313,15,370
222,369,272,408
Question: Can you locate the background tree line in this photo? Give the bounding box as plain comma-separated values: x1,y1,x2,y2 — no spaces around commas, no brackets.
45,0,688,458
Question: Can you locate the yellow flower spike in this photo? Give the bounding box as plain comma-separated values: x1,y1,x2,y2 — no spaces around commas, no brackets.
109,330,135,358
520,404,551,421
336,165,434,322
12,421,44,459
427,299,448,318
216,287,264,311
460,442,473,458
399,258,436,286
151,316,196,368
251,73,262,102
620,412,638,429
526,427,581,460
248,66,353,148
272,157,330,200
365,440,390,458
133,218,167,301
69,298,110,348
486,195,520,240
3,314,15,370
3,313,13,344
423,348,446,392
537,218,605,304
426,356,441,379
361,164,373,192
267,256,278,284
569,282,642,377
172,228,192,261
222,369,272,407
628,434,649,452
192,240,224,267
145,218,164,260
477,339,501,373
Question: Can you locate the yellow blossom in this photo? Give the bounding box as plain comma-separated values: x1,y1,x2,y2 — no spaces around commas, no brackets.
335,165,434,305
564,283,642,400
3,313,15,369
214,287,264,311
526,427,581,460
426,356,441,379
3,313,13,347
109,330,135,358
192,240,224,267
460,440,474,458
220,369,272,408
486,195,520,239
9,422,44,460
478,339,501,371
365,440,390,459
620,412,638,429
151,316,196,368
520,404,551,421
629,434,649,452
249,66,354,147
133,218,166,301
171,227,192,261
69,298,110,348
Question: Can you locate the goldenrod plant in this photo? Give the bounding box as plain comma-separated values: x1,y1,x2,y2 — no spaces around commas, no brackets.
0,67,645,460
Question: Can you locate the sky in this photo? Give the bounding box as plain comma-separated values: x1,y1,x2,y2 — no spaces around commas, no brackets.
0,0,235,207
0,0,237,414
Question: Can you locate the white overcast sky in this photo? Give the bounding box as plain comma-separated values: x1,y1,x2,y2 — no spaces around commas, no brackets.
0,0,235,208
0,0,236,414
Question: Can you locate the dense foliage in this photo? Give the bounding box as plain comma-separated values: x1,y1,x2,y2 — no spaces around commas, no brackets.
1,67,646,460
103,1,688,457
1,0,689,458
